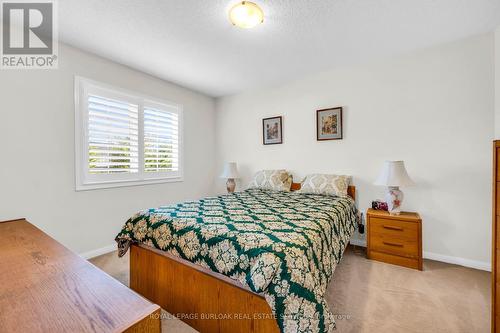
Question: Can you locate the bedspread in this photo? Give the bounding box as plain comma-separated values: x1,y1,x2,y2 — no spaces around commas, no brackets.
115,188,358,333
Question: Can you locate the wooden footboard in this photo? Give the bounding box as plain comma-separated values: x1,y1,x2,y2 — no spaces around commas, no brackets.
130,244,280,333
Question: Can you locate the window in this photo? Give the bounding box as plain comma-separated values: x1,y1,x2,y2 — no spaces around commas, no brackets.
75,77,183,190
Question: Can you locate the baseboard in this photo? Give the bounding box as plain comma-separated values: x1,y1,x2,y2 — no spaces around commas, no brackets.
79,243,116,260
423,251,491,272
348,238,490,272
79,241,491,271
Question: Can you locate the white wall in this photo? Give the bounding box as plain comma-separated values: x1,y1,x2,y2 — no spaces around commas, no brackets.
0,43,216,257
215,33,494,270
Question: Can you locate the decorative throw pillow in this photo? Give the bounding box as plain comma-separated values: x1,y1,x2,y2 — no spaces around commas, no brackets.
297,174,350,196
247,170,293,192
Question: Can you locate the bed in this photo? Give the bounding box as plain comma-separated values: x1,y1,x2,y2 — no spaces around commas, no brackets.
116,183,358,333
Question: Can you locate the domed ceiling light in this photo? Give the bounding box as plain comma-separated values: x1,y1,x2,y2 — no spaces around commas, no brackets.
228,1,264,29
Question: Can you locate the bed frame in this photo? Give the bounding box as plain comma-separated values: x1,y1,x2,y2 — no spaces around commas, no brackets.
129,183,356,333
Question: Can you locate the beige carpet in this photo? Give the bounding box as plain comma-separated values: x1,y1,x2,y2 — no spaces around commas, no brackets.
89,246,490,333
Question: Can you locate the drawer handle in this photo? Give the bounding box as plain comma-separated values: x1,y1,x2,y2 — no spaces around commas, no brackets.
383,225,403,231
383,241,404,247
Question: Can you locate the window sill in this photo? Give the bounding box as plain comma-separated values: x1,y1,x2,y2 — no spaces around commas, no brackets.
75,176,184,191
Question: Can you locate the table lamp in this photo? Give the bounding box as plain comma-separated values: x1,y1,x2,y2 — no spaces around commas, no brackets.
221,162,239,193
374,161,415,215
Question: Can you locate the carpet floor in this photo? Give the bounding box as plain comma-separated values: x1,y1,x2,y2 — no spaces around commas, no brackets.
89,246,490,332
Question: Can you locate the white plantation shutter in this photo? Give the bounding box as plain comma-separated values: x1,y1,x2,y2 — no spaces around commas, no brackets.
87,95,139,174
144,106,179,173
75,77,183,190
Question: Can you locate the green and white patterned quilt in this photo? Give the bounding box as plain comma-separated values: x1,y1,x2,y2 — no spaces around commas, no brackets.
116,188,358,333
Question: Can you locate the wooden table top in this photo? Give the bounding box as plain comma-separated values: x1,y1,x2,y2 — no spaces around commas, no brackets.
0,219,160,333
367,208,421,222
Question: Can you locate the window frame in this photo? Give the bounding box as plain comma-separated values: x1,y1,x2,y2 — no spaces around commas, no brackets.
74,76,184,191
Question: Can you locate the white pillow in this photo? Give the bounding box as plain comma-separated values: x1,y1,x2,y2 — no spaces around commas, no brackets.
247,170,293,192
297,174,350,196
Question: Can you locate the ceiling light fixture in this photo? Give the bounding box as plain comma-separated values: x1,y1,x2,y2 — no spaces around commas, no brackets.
228,1,264,29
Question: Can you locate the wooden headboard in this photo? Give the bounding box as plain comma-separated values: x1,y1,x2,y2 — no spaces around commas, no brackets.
290,182,356,199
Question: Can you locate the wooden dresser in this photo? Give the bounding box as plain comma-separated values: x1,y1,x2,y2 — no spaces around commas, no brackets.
366,209,423,270
492,141,500,332
0,219,161,333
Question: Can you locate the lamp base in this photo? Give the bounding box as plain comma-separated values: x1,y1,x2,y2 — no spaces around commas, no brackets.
226,178,236,193
385,186,404,215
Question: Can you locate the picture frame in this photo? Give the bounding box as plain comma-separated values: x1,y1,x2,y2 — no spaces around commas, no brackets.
316,107,343,141
262,116,283,145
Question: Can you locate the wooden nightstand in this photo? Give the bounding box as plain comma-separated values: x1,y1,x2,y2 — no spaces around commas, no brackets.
366,208,423,270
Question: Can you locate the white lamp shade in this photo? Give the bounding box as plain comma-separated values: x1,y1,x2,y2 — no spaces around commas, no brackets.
220,162,239,179
374,161,415,187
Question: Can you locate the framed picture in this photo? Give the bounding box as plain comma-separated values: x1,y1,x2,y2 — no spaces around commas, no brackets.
262,116,283,145
316,107,343,141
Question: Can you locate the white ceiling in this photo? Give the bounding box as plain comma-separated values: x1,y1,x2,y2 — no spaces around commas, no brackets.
59,0,500,97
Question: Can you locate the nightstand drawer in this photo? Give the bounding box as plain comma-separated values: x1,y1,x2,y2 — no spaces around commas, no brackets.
370,232,418,257
370,217,418,240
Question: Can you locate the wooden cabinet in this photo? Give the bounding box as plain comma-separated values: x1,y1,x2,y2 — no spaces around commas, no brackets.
0,219,161,333
492,141,500,333
366,209,423,270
